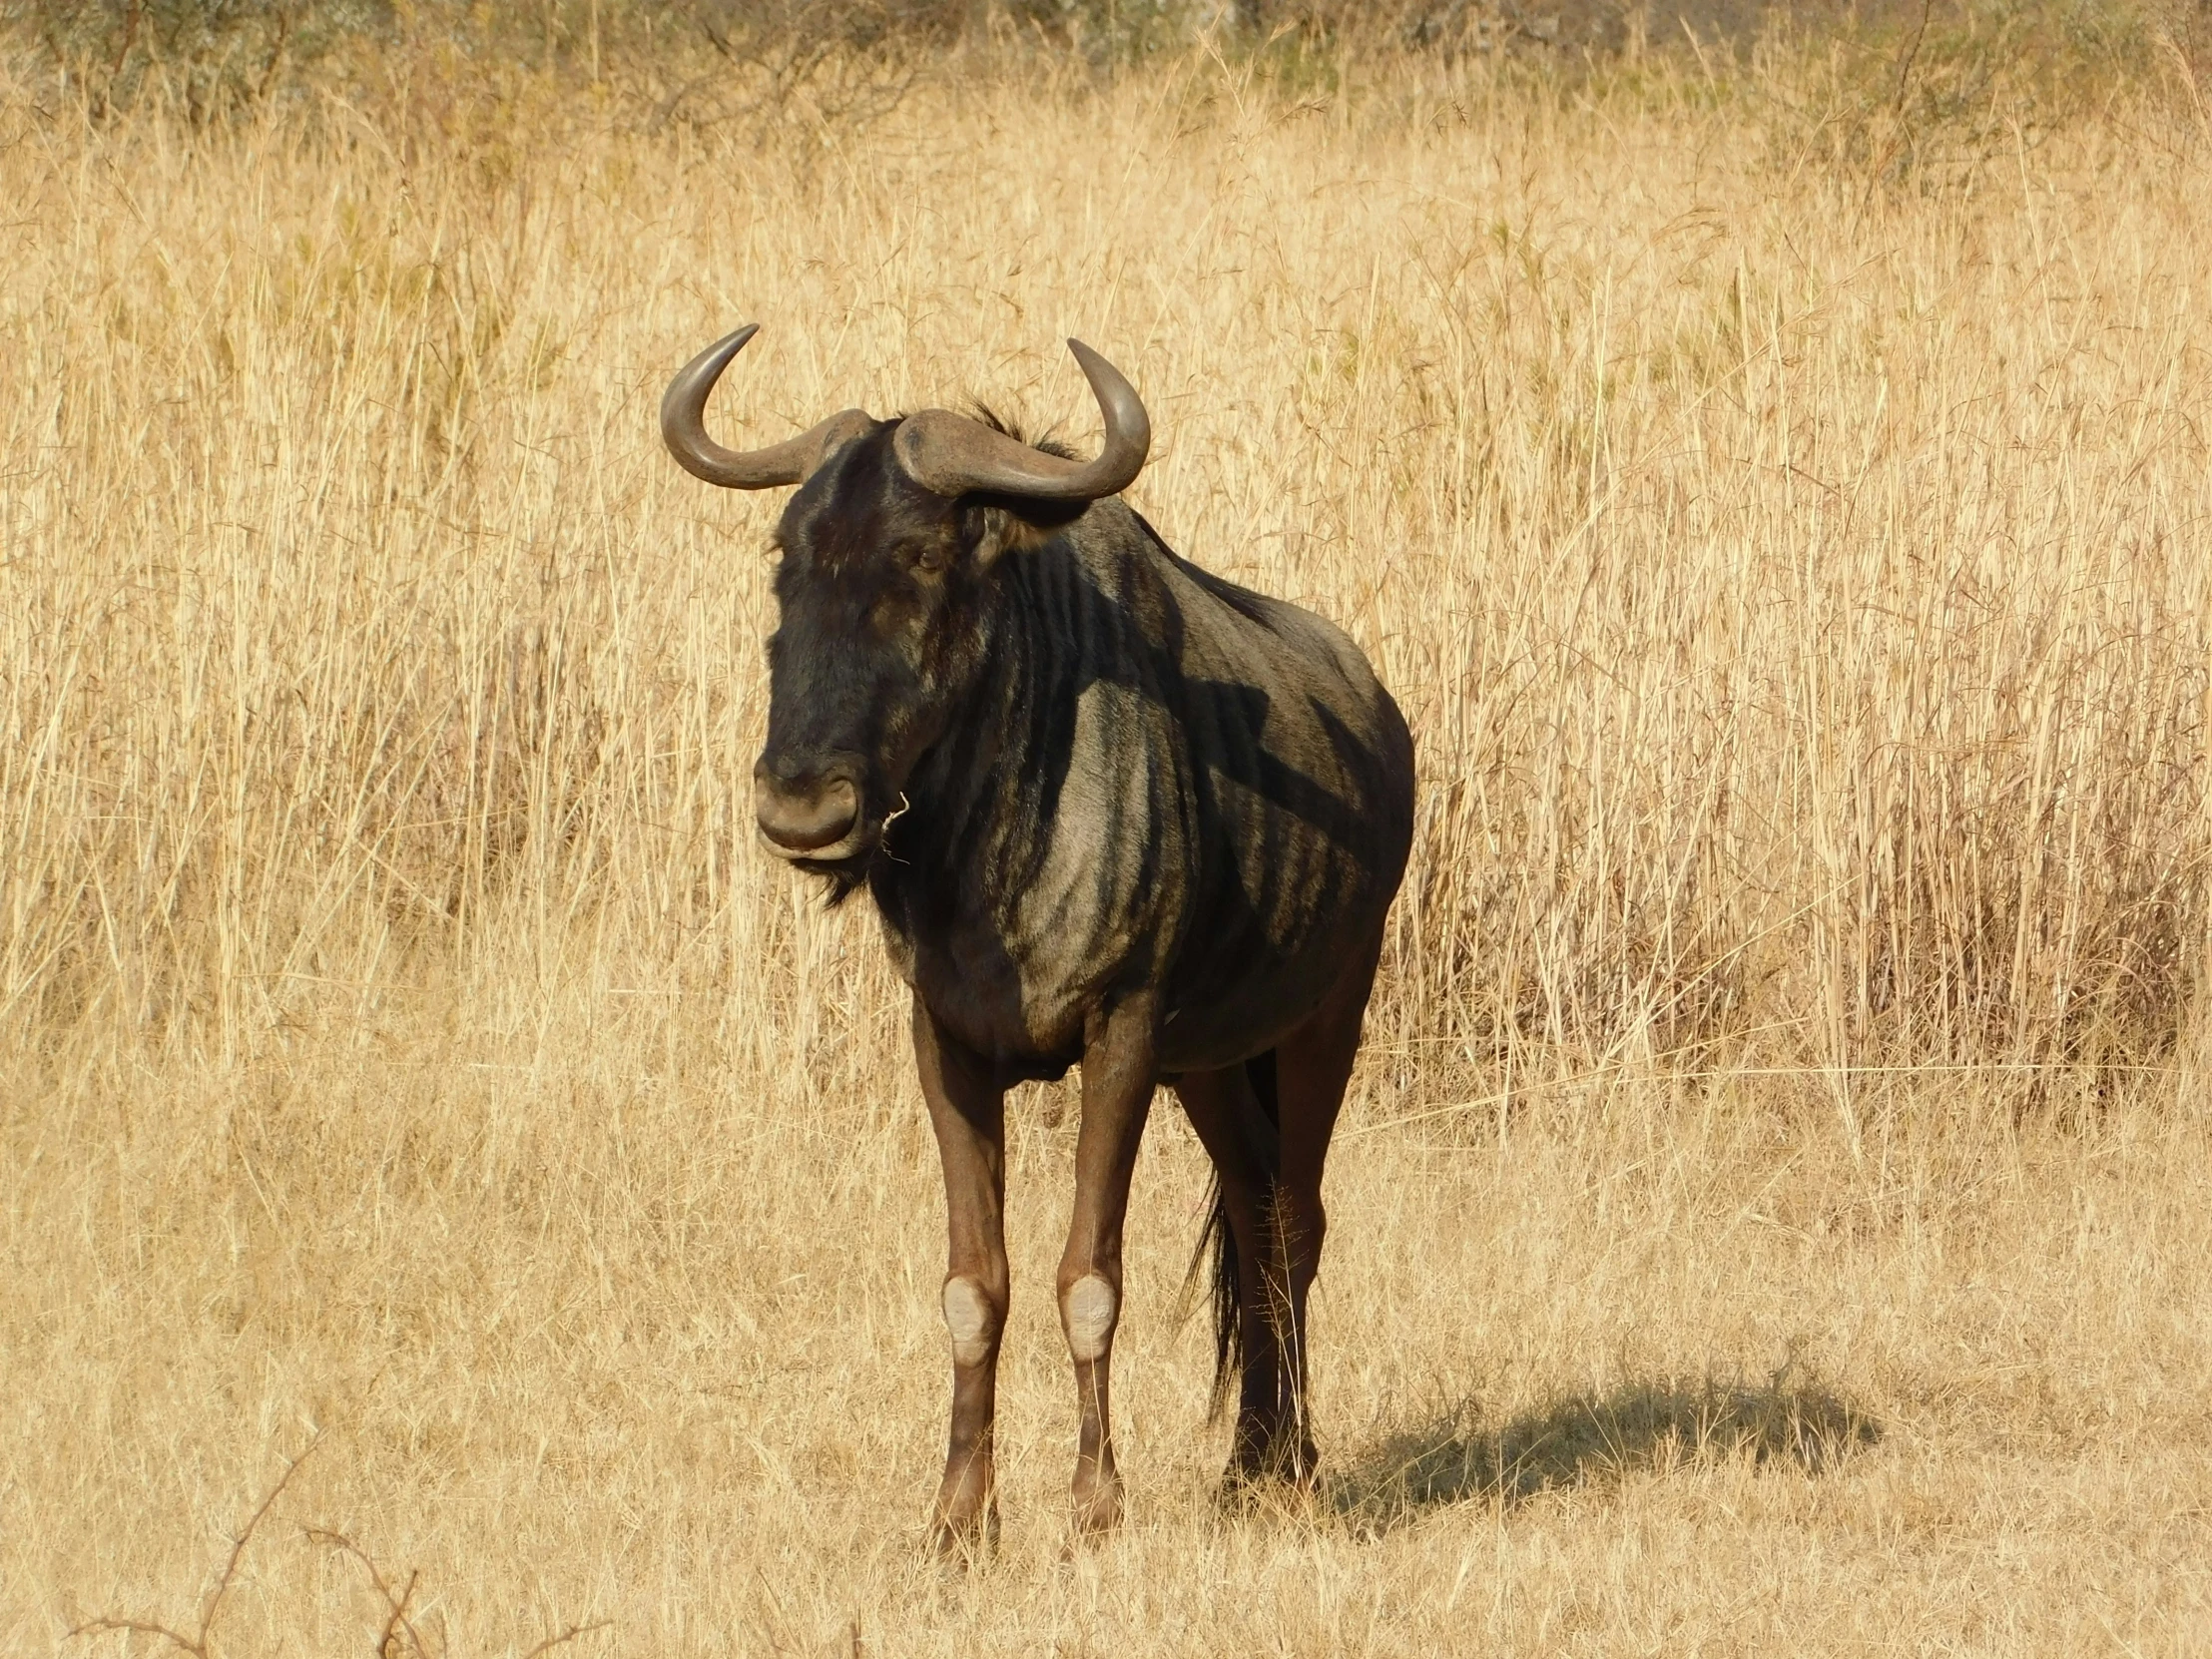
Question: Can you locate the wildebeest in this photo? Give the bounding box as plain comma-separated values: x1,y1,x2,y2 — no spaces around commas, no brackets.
662,325,1414,1548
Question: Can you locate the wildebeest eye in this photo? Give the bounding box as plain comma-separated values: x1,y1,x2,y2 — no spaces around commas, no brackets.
910,543,953,576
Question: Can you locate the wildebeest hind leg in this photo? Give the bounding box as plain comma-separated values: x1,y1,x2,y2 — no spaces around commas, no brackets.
912,998,1009,1557
1268,921,1388,1484
1171,1059,1291,1485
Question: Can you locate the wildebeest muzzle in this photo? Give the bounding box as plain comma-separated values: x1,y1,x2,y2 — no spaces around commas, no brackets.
753,751,871,863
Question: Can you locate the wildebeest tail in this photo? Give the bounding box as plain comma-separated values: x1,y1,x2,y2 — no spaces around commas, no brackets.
1196,1179,1238,1416
1195,1048,1281,1415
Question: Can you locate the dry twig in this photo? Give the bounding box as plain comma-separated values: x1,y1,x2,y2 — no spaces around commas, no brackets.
71,1436,320,1658
306,1527,609,1659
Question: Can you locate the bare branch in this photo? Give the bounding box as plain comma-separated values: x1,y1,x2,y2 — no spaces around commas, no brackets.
72,1436,321,1659
198,1435,321,1648
520,1621,612,1659
303,1528,436,1659
69,1616,204,1658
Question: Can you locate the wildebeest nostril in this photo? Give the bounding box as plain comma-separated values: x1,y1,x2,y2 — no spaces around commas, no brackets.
759,751,811,787
756,775,860,853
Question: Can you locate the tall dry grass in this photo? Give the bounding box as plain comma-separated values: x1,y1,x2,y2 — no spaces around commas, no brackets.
4,31,2211,1658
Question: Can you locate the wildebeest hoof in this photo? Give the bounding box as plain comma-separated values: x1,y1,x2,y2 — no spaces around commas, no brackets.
927,1498,999,1565
1065,1472,1124,1544
1220,1434,1323,1500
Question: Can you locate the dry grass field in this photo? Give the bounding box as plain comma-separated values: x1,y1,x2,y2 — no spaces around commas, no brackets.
6,19,2212,1655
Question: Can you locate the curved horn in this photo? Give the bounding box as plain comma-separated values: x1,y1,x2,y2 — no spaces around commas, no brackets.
891,338,1151,503
661,324,872,490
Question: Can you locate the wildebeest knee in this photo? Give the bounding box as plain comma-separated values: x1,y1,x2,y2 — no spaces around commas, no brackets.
941,1276,1002,1368
1059,1273,1118,1363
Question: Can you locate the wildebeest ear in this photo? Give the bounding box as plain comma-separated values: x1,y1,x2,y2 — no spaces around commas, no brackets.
967,500,1083,566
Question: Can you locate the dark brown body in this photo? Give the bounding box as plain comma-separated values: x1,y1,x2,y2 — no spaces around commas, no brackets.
868,497,1412,1084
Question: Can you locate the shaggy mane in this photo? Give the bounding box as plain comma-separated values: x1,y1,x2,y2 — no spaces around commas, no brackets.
964,402,1081,460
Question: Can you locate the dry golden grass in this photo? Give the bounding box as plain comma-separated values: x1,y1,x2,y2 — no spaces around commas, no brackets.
5,35,2212,1656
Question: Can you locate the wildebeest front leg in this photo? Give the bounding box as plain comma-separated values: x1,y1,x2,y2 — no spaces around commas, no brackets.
1058,991,1159,1538
912,998,1008,1555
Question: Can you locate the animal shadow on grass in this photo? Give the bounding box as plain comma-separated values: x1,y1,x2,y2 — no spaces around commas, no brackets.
1326,1374,1881,1537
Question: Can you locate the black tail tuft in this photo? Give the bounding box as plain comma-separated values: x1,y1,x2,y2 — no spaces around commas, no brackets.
1193,1050,1281,1417
1200,1176,1241,1417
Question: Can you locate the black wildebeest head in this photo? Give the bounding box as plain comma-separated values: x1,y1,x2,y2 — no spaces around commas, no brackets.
661,325,1151,888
